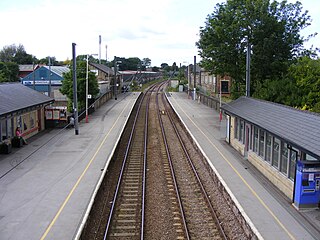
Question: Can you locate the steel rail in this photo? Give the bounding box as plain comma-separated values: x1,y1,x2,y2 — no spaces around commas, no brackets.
162,92,228,240
103,85,156,240
155,82,191,240
140,84,154,239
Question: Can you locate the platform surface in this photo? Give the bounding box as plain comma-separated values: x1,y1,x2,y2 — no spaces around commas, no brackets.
0,92,139,240
167,92,320,240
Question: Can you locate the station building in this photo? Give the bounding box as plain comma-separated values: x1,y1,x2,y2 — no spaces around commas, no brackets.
0,82,54,149
21,65,69,99
222,96,320,209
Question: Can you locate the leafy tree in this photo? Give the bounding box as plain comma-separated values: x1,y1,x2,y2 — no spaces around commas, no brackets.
60,60,99,112
196,0,314,98
13,45,33,64
161,63,169,69
5,62,19,82
0,44,33,64
142,58,151,68
151,66,160,72
172,62,178,72
0,62,9,82
39,56,59,65
0,61,19,82
289,56,320,112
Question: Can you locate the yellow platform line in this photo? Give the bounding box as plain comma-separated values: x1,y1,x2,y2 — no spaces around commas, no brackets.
40,99,132,240
172,96,295,240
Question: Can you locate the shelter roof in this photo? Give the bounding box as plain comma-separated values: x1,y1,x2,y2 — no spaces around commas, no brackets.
222,96,320,159
89,63,114,75
0,82,54,117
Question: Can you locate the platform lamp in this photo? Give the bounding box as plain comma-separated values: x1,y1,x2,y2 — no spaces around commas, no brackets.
86,53,98,123
114,56,122,100
183,61,190,97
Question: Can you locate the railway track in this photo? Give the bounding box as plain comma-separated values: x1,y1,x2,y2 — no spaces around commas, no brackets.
156,84,227,240
80,81,249,240
103,86,154,239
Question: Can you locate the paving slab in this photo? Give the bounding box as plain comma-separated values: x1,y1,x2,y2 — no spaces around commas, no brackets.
0,92,139,240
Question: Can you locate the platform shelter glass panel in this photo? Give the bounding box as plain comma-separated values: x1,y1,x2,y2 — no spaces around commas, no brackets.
272,137,280,169
234,117,238,139
253,126,258,153
289,149,297,180
266,133,272,163
280,142,288,175
239,120,244,143
259,129,265,158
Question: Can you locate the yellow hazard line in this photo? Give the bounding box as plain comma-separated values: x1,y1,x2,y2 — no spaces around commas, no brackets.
40,99,133,240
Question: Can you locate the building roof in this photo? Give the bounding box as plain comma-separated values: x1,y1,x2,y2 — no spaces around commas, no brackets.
43,66,69,77
19,64,37,72
89,63,114,75
222,96,320,159
0,82,54,117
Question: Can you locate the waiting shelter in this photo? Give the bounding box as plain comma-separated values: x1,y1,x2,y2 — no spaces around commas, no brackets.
0,82,54,150
222,96,320,209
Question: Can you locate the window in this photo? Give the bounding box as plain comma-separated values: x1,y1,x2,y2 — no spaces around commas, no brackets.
272,137,280,169
289,148,298,180
221,80,229,93
253,127,259,153
280,142,288,175
305,154,318,162
30,112,36,129
239,120,244,143
234,117,238,139
266,133,272,162
259,129,265,157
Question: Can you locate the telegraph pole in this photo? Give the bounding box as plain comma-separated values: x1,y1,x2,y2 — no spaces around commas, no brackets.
72,43,79,135
246,38,251,97
114,56,117,100
193,55,196,100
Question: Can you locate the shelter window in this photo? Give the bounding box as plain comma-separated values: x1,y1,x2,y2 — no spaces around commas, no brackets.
253,126,259,153
238,119,244,143
266,133,272,163
305,154,318,162
30,112,36,129
289,148,298,180
272,137,280,169
259,129,265,158
280,142,289,175
234,117,238,139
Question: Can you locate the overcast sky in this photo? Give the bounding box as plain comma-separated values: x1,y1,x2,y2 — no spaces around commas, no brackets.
0,0,319,67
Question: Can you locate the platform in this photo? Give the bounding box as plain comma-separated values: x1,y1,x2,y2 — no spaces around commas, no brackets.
0,92,139,240
167,92,320,240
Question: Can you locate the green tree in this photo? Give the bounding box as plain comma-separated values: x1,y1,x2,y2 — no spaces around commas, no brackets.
160,63,169,69
289,56,320,112
0,61,19,82
151,66,160,72
196,0,314,98
0,44,33,64
142,58,151,69
60,60,99,112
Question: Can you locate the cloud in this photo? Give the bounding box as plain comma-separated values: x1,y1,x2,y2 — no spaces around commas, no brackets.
0,0,318,66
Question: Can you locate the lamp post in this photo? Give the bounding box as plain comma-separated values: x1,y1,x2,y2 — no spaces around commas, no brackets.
114,56,122,100
183,61,190,97
86,54,98,123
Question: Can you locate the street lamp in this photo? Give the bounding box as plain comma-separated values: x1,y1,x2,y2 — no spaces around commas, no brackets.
114,56,122,100
183,61,190,97
86,54,98,123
